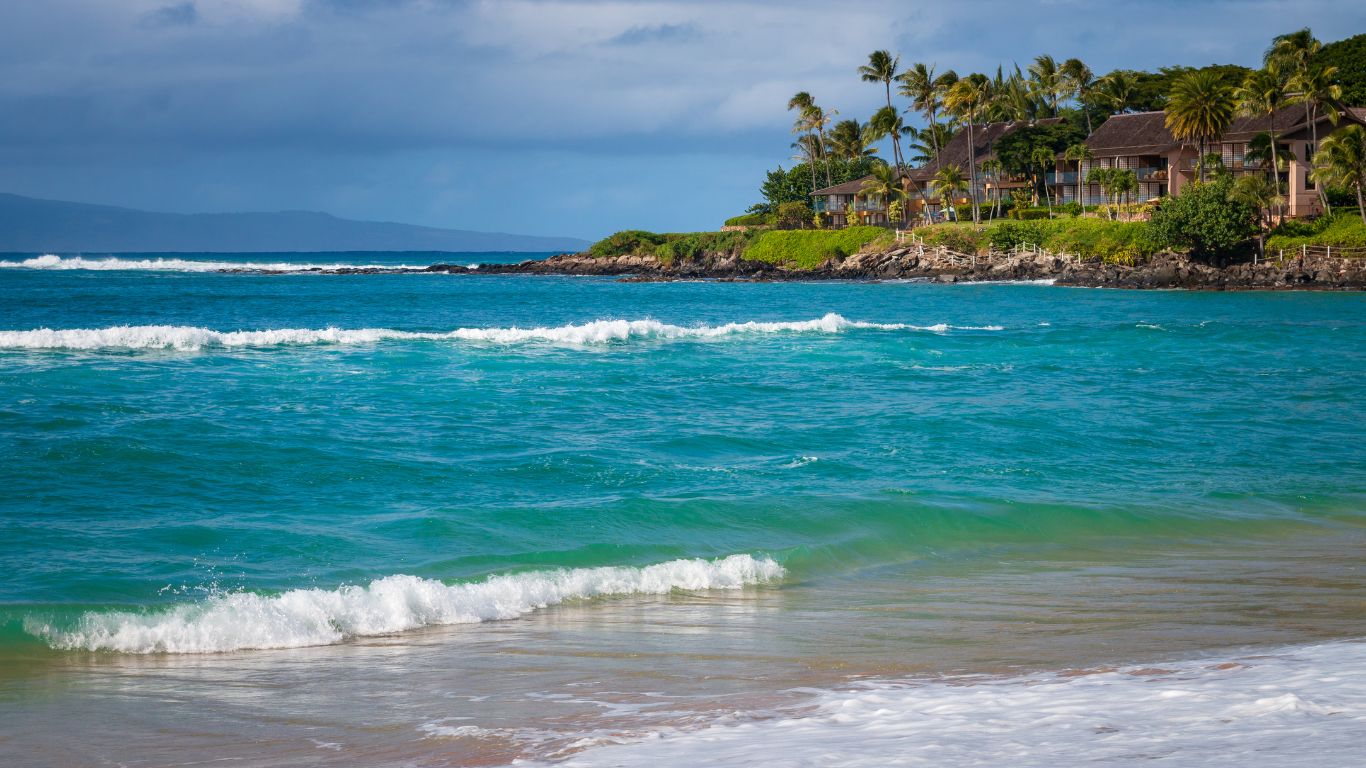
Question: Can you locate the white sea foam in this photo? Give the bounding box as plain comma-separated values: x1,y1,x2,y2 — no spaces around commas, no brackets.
0,254,406,272
29,554,783,654
0,314,1002,351
552,640,1366,768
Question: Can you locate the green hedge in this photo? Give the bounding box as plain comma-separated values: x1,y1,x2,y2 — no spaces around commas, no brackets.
589,229,762,262
1266,213,1366,251
744,226,888,269
1009,208,1052,220
989,219,1157,261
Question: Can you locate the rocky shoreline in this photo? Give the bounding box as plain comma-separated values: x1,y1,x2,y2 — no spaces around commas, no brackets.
221,247,1366,290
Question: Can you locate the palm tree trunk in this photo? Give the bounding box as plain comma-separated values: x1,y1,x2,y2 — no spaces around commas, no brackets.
818,128,832,187
1357,183,1366,226
1310,104,1331,215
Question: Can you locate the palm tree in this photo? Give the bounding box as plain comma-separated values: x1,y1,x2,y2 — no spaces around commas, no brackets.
1113,169,1138,222
1062,58,1097,134
1087,167,1114,220
1031,146,1057,218
1065,144,1096,215
802,103,838,187
1235,64,1289,192
979,159,1002,219
1027,55,1064,116
1227,175,1284,259
930,165,969,223
860,50,901,111
1244,131,1294,178
869,107,909,173
897,62,943,157
1099,70,1139,115
1164,70,1236,182
1288,64,1344,213
944,75,990,223
860,164,910,229
1311,125,1366,225
788,92,817,192
827,119,880,161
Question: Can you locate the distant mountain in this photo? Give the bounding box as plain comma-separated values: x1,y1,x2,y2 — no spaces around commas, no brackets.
0,193,591,253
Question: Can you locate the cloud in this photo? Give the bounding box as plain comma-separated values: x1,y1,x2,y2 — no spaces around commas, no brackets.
609,22,700,46
0,0,1364,238
139,2,198,27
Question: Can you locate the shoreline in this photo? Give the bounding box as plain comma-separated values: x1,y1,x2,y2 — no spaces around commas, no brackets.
220,247,1366,290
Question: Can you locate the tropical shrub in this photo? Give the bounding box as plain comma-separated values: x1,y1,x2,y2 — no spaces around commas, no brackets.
1147,176,1256,259
922,226,987,254
590,230,763,262
774,201,815,229
1266,212,1366,251
744,226,887,269
1009,209,1051,220
1062,201,1083,217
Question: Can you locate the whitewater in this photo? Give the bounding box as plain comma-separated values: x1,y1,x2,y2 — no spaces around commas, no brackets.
32,554,783,653
0,314,1002,349
545,641,1366,768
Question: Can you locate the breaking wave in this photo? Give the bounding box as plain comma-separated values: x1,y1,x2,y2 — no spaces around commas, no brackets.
28,554,784,654
0,314,1003,350
0,254,405,272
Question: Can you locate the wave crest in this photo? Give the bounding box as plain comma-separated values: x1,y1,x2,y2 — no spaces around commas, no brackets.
0,314,994,350
28,554,784,653
0,254,404,272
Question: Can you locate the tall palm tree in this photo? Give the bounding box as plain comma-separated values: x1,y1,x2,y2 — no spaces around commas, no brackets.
1164,70,1236,182
1235,64,1289,193
944,75,990,223
1311,125,1366,225
1065,144,1096,215
1288,64,1344,213
801,103,838,187
827,119,880,161
788,92,818,192
1031,146,1057,218
1244,131,1294,178
860,50,901,111
897,62,943,157
1027,55,1064,116
859,164,910,228
930,165,969,223
1227,176,1284,259
1062,58,1097,134
1099,70,1138,115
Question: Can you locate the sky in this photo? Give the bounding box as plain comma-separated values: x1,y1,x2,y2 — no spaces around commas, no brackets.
0,0,1363,241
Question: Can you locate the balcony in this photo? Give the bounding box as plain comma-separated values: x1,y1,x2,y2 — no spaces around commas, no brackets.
813,201,847,212
1046,172,1079,184
1134,167,1166,181
852,200,886,212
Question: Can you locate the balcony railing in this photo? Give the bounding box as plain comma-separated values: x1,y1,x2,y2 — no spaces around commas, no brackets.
1134,167,1166,181
1046,172,1079,184
815,200,886,212
813,201,847,212
852,200,886,211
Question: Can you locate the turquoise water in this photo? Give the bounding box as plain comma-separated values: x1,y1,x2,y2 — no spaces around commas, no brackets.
3,254,1366,764
3,256,1364,643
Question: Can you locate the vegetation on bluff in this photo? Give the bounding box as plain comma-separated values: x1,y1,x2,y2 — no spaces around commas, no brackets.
589,230,763,263
742,227,891,269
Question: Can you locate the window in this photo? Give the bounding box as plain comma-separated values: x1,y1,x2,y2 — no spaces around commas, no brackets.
1305,175,1315,191
1304,143,1314,162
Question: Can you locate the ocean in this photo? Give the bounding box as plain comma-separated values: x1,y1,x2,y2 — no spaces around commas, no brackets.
2,252,1365,766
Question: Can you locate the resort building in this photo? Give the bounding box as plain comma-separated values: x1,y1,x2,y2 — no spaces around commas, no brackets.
1050,106,1366,217
811,119,1064,227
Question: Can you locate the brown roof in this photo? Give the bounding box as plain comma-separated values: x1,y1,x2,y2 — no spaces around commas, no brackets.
1079,105,1366,157
810,118,1061,195
906,118,1064,181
